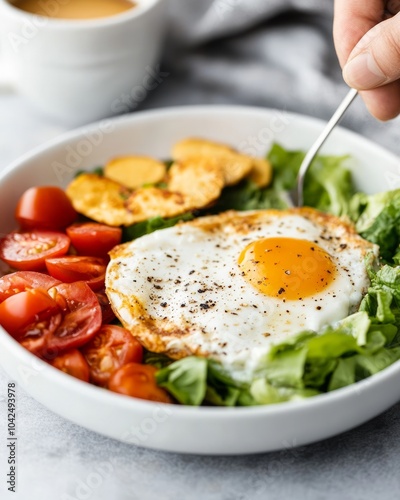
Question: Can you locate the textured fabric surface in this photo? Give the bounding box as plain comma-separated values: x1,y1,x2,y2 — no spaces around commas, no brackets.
1,1,400,499
143,0,400,155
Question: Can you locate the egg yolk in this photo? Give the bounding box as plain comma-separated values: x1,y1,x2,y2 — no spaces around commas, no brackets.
238,237,336,300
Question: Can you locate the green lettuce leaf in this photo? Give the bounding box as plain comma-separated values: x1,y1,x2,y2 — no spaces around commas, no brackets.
394,246,400,265
303,358,337,389
156,356,207,406
75,166,104,177
354,347,400,378
209,179,288,213
155,357,247,407
205,360,245,407
267,143,305,191
262,345,308,388
360,265,400,330
337,310,371,345
250,378,320,405
267,143,354,215
328,358,356,391
143,350,173,369
349,189,400,262
122,212,194,241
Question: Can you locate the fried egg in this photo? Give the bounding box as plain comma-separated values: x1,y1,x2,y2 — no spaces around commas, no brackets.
106,208,378,374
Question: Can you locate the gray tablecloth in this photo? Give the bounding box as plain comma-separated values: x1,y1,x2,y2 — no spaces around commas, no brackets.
1,1,400,499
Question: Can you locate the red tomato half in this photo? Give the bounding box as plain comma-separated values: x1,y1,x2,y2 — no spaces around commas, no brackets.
0,231,70,271
45,256,107,291
0,281,101,357
42,282,102,353
50,349,90,382
66,223,122,258
0,271,61,303
16,186,77,230
81,325,143,386
0,288,61,335
108,363,172,403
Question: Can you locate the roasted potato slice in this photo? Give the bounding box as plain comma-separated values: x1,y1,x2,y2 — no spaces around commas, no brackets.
126,188,186,222
104,156,167,189
168,156,225,208
172,138,253,186
248,158,273,188
126,156,225,223
66,174,136,227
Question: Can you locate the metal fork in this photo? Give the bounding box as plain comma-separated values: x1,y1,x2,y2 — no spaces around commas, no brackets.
296,87,358,206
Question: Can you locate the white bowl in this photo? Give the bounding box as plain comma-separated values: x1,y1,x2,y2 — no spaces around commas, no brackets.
1,106,400,455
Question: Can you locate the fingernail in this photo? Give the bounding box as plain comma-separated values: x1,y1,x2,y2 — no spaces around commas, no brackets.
343,52,388,89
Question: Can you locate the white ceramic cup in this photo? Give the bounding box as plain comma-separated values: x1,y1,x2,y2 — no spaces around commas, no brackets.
0,0,166,124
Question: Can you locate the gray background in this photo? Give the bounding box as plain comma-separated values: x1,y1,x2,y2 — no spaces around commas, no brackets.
1,1,400,499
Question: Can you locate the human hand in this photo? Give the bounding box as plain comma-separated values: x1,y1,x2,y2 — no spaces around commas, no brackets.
334,0,400,121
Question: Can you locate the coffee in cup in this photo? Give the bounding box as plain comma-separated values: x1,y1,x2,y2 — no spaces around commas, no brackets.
12,0,136,20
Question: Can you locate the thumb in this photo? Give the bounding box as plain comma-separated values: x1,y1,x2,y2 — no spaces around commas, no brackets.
343,14,400,90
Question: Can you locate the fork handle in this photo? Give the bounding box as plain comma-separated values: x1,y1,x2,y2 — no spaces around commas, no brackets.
297,87,358,206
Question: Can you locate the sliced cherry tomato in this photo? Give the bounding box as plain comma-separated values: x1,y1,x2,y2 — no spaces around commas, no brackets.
1,281,101,357
16,186,77,230
0,231,70,271
96,289,116,324
43,282,102,352
0,288,61,335
108,363,172,403
49,349,90,382
45,256,107,291
0,271,61,303
81,325,143,387
66,223,122,258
